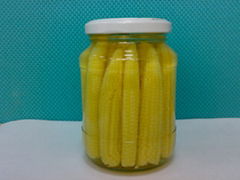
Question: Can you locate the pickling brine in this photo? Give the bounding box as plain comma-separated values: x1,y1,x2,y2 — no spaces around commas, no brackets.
80,18,177,171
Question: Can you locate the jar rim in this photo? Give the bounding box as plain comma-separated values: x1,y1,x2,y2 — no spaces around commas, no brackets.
89,33,166,42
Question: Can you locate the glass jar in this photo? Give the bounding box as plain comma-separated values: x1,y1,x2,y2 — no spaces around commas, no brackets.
79,18,177,171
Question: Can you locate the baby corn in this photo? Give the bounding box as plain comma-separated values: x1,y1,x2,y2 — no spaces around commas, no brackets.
99,48,124,167
157,43,177,158
138,43,163,166
84,41,108,159
79,45,92,110
121,43,140,167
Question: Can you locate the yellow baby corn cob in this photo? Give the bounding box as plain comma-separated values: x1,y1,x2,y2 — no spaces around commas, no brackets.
84,41,108,159
121,43,140,167
137,42,150,167
137,43,163,166
99,48,124,167
79,45,93,111
157,44,172,158
137,42,158,167
157,43,177,158
166,47,177,157
108,41,128,167
147,45,164,165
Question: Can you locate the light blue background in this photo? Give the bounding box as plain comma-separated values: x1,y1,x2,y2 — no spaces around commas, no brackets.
0,0,239,123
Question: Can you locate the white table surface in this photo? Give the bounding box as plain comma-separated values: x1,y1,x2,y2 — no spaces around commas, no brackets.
0,118,240,180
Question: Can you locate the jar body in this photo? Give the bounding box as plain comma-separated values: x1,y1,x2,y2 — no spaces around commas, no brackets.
80,34,177,171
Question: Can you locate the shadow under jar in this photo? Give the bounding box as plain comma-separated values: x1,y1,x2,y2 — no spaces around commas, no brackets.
79,18,177,171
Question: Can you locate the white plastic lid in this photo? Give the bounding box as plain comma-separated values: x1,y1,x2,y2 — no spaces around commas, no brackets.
85,18,171,34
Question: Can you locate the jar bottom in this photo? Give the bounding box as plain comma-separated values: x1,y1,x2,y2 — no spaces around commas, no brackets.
86,155,174,172
82,126,176,171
